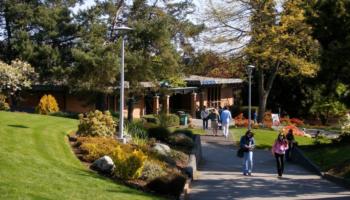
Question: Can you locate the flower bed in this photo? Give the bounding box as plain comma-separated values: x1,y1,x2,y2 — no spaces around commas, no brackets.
69,115,196,198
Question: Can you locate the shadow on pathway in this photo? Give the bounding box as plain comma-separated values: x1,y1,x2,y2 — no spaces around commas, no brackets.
189,133,350,200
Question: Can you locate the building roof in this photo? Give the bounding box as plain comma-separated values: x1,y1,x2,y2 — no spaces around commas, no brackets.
184,75,243,86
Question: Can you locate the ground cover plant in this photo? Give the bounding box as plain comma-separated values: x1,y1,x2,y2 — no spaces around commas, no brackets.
0,111,161,200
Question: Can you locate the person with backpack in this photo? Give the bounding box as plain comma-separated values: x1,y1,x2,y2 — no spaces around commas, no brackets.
208,109,220,136
272,133,289,178
240,130,255,176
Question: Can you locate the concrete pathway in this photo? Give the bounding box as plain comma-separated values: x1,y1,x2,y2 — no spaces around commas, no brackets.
189,133,350,200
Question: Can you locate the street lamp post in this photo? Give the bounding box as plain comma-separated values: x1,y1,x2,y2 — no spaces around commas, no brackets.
246,65,255,131
115,26,133,143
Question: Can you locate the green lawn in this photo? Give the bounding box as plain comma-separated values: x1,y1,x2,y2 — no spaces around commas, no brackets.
230,127,316,149
0,111,162,200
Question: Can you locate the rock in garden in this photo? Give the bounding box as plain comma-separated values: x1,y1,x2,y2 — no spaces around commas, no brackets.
152,143,171,156
91,155,115,174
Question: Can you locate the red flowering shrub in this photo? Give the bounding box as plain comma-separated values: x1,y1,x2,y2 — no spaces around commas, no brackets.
263,111,272,128
234,113,248,127
280,117,291,125
290,118,304,126
282,125,304,136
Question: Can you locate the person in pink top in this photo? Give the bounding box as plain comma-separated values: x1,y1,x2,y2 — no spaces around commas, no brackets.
272,133,289,178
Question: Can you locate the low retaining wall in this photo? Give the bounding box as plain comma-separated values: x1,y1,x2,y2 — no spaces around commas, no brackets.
292,146,322,176
292,146,350,189
180,134,202,200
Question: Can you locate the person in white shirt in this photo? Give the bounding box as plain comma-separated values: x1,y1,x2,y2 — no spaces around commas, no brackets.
220,106,232,138
200,106,209,129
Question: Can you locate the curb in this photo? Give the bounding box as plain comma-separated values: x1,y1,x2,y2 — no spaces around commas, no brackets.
180,135,202,200
293,146,350,189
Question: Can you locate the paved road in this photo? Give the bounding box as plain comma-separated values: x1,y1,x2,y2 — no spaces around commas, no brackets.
189,134,350,200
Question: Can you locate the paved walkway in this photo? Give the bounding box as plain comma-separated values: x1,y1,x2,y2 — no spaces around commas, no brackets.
189,132,350,200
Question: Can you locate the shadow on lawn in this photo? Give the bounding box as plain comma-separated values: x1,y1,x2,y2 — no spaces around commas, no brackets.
7,124,29,128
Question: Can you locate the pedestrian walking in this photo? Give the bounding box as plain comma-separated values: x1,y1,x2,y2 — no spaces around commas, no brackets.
285,129,295,161
272,133,289,178
253,110,258,124
240,130,255,176
209,109,220,136
220,106,232,138
200,106,209,130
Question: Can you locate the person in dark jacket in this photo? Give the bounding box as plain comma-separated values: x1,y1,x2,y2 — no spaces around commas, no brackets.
285,129,295,161
240,130,255,176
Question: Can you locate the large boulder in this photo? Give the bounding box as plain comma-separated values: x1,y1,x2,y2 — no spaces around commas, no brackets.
152,143,171,156
91,155,115,174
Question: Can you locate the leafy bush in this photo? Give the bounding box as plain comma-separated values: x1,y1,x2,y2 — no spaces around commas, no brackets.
77,110,116,137
125,121,147,139
340,113,350,131
142,114,160,124
169,149,189,167
332,132,350,144
172,129,194,139
147,126,171,142
168,133,194,149
77,136,119,162
141,160,167,181
146,172,187,197
36,94,59,114
158,113,180,127
0,59,37,93
0,94,10,111
112,146,147,180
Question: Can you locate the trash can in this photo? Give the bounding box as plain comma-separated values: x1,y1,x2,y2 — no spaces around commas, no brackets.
180,114,188,126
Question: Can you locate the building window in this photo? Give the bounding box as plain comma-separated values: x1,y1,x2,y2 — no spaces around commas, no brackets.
207,86,221,108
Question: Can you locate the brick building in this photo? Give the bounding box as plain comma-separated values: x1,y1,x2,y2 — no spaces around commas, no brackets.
12,75,243,119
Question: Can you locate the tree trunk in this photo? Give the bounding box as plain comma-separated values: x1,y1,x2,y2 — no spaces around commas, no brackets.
257,65,278,123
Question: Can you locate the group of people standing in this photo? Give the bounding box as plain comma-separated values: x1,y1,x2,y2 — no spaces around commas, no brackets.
200,106,232,138
239,129,295,177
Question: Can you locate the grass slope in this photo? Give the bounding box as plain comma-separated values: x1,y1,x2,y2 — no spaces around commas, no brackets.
231,128,315,149
0,111,161,200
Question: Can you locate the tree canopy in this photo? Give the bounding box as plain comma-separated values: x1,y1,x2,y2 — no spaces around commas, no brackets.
0,0,203,93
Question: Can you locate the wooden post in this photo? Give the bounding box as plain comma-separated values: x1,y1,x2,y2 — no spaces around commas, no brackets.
191,92,197,118
153,95,159,114
163,95,170,114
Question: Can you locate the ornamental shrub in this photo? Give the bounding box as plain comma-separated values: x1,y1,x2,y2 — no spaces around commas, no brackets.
147,126,171,142
112,147,147,180
0,94,10,111
168,133,194,149
77,110,116,137
141,160,167,181
36,94,59,114
234,113,248,127
77,136,119,162
158,113,180,127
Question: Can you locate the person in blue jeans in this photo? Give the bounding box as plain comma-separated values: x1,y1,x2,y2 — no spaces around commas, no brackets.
240,130,255,176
